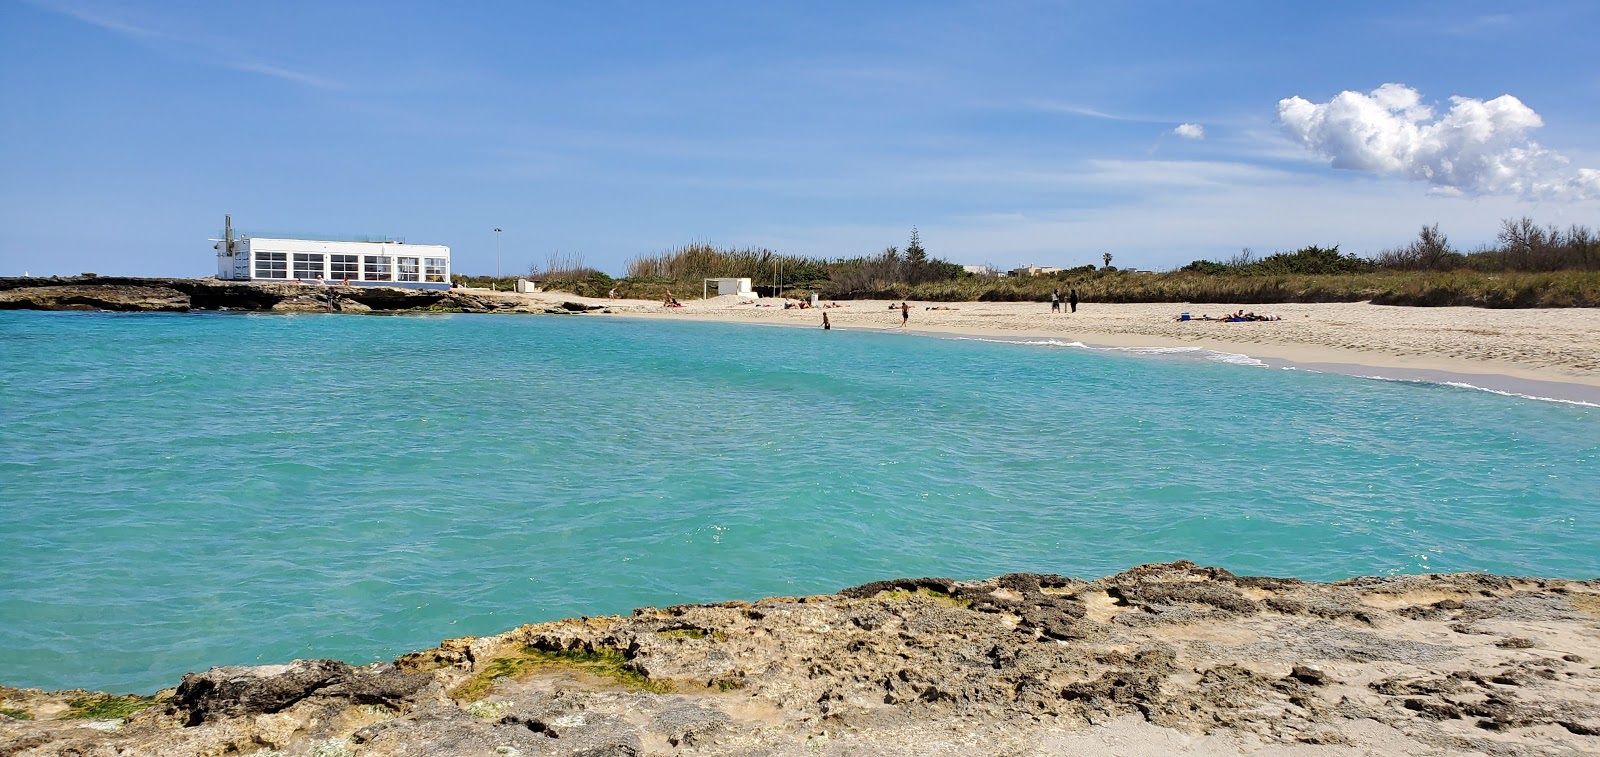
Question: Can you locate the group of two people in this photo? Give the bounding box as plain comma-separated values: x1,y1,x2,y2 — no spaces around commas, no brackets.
1050,288,1079,313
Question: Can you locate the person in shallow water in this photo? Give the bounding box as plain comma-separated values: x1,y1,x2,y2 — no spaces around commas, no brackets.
822,311,831,330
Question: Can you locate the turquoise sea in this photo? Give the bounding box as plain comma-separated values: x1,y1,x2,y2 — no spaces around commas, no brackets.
1,310,1596,693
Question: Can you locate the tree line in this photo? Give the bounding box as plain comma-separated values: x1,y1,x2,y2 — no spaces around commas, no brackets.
1182,218,1599,276
523,217,1598,307
614,228,968,297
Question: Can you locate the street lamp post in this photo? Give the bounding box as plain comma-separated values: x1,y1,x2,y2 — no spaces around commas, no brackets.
494,228,502,290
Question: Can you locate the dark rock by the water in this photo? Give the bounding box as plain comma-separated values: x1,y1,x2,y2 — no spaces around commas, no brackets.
0,276,585,315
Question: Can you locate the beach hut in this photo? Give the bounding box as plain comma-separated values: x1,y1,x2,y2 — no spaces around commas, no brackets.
703,277,755,299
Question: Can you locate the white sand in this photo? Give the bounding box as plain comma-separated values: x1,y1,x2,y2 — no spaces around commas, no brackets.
502,289,1600,401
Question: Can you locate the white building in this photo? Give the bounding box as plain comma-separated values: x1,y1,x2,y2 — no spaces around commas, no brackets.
703,277,755,299
214,229,451,291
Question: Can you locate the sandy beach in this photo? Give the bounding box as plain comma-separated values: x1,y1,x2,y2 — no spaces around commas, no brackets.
513,290,1600,404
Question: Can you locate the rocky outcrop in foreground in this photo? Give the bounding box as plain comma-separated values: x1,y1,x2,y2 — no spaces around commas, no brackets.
0,276,604,315
2,562,1597,756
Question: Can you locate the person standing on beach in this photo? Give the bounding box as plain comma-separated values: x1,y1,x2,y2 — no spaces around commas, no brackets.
822,311,831,330
1069,288,1079,313
1051,288,1061,313
900,301,910,327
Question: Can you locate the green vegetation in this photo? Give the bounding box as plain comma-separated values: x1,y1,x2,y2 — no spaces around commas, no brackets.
449,274,522,291
65,694,158,720
523,217,1600,307
903,269,1600,307
657,628,706,639
0,708,32,720
452,646,673,701
1181,245,1375,276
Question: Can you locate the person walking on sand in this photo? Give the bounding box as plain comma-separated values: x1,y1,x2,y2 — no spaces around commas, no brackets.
1051,288,1061,313
899,301,910,327
1069,288,1079,313
822,311,831,330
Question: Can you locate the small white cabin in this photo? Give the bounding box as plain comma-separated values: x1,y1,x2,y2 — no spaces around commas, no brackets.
703,277,755,299
214,232,451,291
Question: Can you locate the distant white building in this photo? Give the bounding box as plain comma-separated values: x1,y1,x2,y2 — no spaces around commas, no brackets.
1009,263,1063,277
961,264,998,276
213,218,450,290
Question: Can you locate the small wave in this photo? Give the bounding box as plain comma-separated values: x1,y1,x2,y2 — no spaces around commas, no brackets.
951,336,1266,367
955,336,1090,348
1332,373,1600,408
1099,345,1266,367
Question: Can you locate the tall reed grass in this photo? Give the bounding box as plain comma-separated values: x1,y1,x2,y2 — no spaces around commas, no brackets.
534,237,1600,308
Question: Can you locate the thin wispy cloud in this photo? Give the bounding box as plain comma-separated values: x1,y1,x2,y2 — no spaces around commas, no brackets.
28,0,341,89
1442,14,1515,36
1025,99,1173,123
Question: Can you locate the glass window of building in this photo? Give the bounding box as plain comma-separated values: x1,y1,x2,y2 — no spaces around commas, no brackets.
397,257,420,282
292,253,326,280
329,254,359,281
424,258,447,282
363,256,392,281
254,252,287,279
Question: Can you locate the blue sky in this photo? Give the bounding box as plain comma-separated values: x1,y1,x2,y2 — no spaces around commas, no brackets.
2,1,1597,277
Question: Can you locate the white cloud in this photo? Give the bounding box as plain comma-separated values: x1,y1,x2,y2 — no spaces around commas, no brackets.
1278,83,1599,200
1173,123,1205,140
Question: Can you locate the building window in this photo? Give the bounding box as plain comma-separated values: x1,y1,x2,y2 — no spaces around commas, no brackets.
254,252,287,279
329,254,359,281
363,256,392,281
424,257,447,283
292,253,325,280
397,257,420,282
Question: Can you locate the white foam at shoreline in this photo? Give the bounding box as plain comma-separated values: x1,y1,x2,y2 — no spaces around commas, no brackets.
1276,367,1600,408
951,336,1268,367
955,334,1594,406
1360,374,1599,408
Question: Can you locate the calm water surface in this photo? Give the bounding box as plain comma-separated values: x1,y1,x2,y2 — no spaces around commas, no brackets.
1,310,1596,692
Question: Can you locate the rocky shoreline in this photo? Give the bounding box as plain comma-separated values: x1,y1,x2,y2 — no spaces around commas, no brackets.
0,276,603,315
2,562,1596,755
